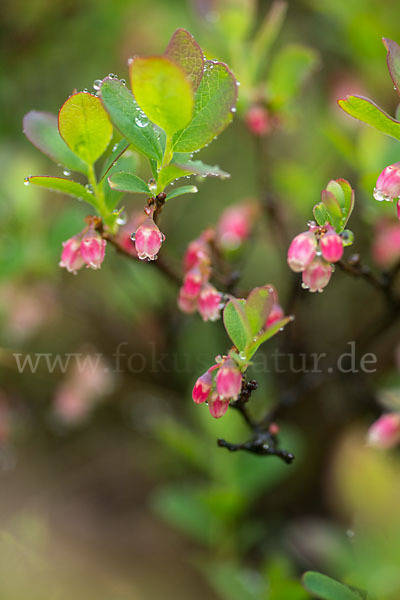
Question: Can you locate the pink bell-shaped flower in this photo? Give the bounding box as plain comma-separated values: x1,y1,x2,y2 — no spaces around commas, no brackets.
80,229,106,269
208,393,230,419
133,217,165,261
287,231,317,272
367,413,400,449
198,284,223,322
320,228,343,263
302,257,332,292
192,370,213,404
216,358,242,400
59,237,85,274
374,162,400,202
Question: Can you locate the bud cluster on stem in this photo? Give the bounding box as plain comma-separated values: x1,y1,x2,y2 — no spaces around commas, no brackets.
192,357,243,419
59,217,106,274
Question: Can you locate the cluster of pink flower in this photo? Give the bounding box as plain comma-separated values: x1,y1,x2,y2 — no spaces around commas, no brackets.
192,357,243,418
178,203,256,320
287,222,344,292
374,162,400,220
60,220,106,274
178,230,223,321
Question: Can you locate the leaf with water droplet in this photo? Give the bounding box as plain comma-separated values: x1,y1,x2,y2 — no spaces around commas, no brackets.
100,78,162,162
383,38,400,100
26,176,97,207
165,185,198,201
172,157,230,179
58,92,113,165
130,56,194,136
173,61,238,152
23,111,88,175
164,28,204,90
108,171,151,195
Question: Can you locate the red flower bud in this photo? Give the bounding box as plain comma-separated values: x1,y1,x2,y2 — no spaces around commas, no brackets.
287,231,317,272
302,258,332,292
216,358,242,400
59,237,85,274
183,239,210,272
192,370,213,404
245,106,270,136
198,284,223,322
217,204,254,251
208,393,230,419
320,229,343,263
367,413,400,449
182,267,204,298
80,229,106,269
133,217,164,261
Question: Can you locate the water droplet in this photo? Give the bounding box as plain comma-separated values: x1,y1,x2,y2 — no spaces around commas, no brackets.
112,143,118,152
83,88,89,93
63,169,71,176
128,58,134,66
301,283,309,290
24,177,30,186
237,81,241,86
160,233,166,242
120,78,126,85
231,107,237,113
93,79,102,90
373,187,388,202
116,211,127,225
135,114,149,128
85,184,93,194
130,233,136,242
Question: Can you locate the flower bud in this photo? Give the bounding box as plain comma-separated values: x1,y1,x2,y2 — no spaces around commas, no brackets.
398,198,400,221
59,237,85,274
287,231,317,272
133,218,164,261
182,267,204,298
208,393,229,419
192,370,213,404
374,162,400,202
320,229,343,263
217,204,254,251
245,106,270,136
183,239,210,272
177,288,197,314
216,358,242,400
80,230,106,269
367,413,400,449
198,284,223,322
302,258,332,292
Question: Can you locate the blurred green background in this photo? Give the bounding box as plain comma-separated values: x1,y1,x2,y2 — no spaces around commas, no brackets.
1,0,400,598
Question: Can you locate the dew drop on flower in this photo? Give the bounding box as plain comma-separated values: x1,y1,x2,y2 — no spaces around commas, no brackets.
373,188,386,202
301,283,309,290
130,233,136,242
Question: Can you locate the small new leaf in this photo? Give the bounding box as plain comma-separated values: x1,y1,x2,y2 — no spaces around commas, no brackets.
246,317,292,359
58,92,113,165
165,185,198,200
302,572,363,600
383,38,400,98
245,286,273,336
223,298,252,352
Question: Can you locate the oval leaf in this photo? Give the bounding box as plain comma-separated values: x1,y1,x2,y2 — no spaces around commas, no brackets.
58,92,113,165
245,286,273,336
173,158,230,179
26,176,96,206
302,572,363,600
165,185,198,200
383,38,400,98
223,298,252,352
100,79,162,162
23,111,88,175
173,61,238,152
130,56,194,136
165,28,204,90
108,172,151,195
338,95,400,141
247,316,292,359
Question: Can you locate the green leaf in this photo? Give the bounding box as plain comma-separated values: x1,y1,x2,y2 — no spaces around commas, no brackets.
245,286,273,336
100,78,162,162
223,298,252,352
99,139,130,181
173,61,238,152
338,95,400,142
58,92,113,165
130,56,194,136
164,28,204,90
330,178,354,230
103,152,138,209
108,172,151,195
165,185,198,200
173,158,230,179
23,111,88,175
313,202,330,227
302,572,362,600
246,317,292,359
321,190,343,232
383,38,400,98
25,176,96,206
157,164,188,190
268,44,319,108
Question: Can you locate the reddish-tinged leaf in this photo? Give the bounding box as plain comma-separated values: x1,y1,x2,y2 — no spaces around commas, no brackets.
383,38,400,98
165,28,204,91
